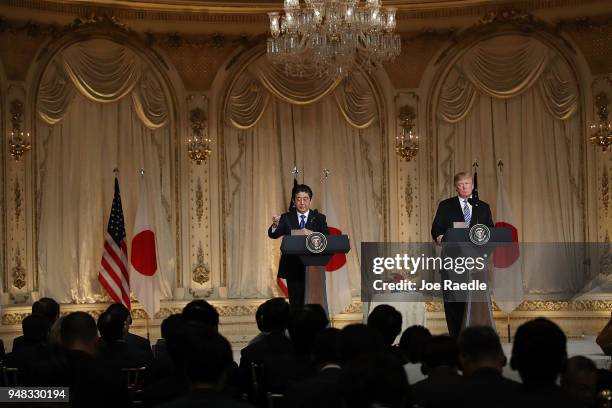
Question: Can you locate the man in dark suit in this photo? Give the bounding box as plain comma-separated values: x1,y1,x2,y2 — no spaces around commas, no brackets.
431,172,494,337
268,184,329,309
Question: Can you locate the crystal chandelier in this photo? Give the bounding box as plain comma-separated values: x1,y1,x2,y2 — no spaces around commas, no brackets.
396,105,418,161
267,0,401,78
590,92,612,152
187,108,212,165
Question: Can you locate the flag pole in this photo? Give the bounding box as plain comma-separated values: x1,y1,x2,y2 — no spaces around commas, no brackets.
145,312,151,342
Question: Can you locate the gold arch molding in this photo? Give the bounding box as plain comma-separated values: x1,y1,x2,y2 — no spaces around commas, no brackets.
26,23,185,291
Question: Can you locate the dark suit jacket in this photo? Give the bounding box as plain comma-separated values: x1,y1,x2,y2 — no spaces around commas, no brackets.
268,209,329,279
459,367,521,408
431,197,494,241
412,366,464,408
157,388,254,408
283,366,342,408
126,332,154,361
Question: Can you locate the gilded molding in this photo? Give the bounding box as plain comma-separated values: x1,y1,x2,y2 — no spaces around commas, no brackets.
195,178,204,226
342,301,363,314
192,241,210,285
13,179,22,223
426,300,612,312
405,176,414,221
11,247,26,290
603,166,610,217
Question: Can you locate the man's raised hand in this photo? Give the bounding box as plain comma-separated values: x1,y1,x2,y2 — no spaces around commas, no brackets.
272,215,281,227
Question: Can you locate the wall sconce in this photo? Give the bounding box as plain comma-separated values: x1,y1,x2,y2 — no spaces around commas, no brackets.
396,105,419,162
8,99,31,161
187,108,212,165
590,92,612,152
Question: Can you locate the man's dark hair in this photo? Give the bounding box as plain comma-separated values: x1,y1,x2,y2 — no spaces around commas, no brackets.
161,313,184,340
60,311,97,347
312,327,341,367
422,335,458,369
367,305,402,346
458,326,504,361
175,321,233,385
510,317,567,384
97,311,124,342
399,325,432,363
32,297,60,325
255,302,268,332
292,184,313,200
338,352,410,408
338,324,385,364
561,355,597,388
22,314,51,343
105,303,131,325
182,300,219,330
288,304,329,353
261,297,290,333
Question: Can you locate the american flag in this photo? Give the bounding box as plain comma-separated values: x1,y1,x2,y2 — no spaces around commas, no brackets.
98,177,131,309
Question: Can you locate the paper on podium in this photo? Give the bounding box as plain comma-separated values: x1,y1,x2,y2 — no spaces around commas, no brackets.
291,229,309,236
453,222,467,228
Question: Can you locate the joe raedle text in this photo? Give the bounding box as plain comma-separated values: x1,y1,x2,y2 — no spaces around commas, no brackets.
372,279,488,292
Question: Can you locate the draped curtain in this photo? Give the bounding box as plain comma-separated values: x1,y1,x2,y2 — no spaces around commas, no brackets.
435,35,585,295
224,58,382,298
36,39,174,303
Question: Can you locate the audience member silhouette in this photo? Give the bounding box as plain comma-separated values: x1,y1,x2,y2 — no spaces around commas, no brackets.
157,321,252,408
561,356,598,408
367,304,403,346
97,310,151,371
288,304,329,380
283,327,343,408
12,297,59,353
240,297,295,405
105,303,153,360
149,313,183,382
458,326,520,408
338,351,410,408
182,299,220,330
25,311,129,407
503,317,581,408
337,323,385,364
5,314,51,371
399,325,431,384
411,335,463,408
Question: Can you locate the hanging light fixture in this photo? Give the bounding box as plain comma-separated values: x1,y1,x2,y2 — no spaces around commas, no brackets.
187,108,212,165
8,99,31,161
396,105,418,162
267,0,401,78
590,92,612,152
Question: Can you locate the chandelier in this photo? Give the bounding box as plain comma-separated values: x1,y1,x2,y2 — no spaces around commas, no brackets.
396,105,418,161
187,108,212,165
267,0,401,78
590,92,612,152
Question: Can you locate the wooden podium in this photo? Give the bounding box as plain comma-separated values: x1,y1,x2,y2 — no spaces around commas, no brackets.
442,227,512,329
281,232,350,312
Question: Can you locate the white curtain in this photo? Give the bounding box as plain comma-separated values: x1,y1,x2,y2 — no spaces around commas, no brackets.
36,39,174,304
435,35,585,295
224,98,383,298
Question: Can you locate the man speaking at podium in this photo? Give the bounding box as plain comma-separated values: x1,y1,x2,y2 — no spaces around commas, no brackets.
268,184,329,309
431,172,494,337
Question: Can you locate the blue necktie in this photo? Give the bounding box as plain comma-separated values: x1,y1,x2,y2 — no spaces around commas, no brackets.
463,199,471,226
299,214,306,229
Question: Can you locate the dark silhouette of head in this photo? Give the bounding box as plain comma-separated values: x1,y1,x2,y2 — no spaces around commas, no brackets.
32,297,60,325
422,335,459,374
171,320,233,389
60,312,98,354
561,356,597,407
312,327,341,368
399,325,432,364
288,304,329,353
260,297,290,333
105,303,131,325
339,352,410,408
255,302,268,332
510,317,567,385
22,313,51,343
161,313,184,340
182,300,220,331
458,326,506,376
338,324,385,364
97,311,125,342
367,304,403,346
